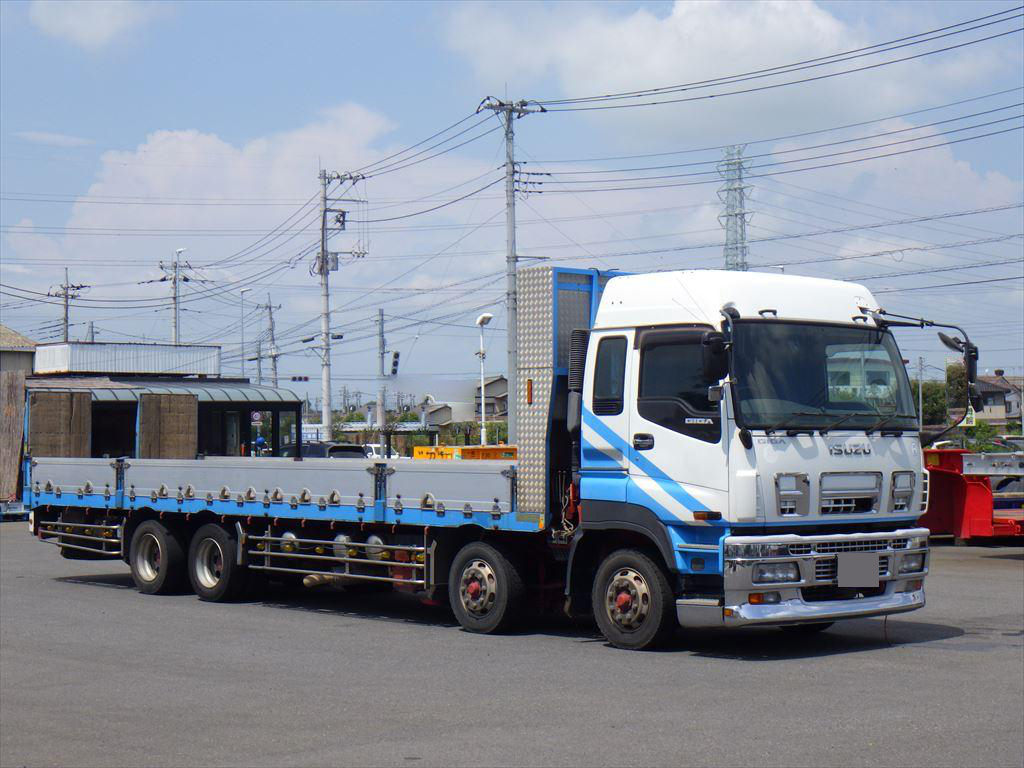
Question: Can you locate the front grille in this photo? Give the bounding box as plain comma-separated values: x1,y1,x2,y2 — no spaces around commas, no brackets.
813,538,907,553
786,538,908,557
892,499,909,512
821,496,876,515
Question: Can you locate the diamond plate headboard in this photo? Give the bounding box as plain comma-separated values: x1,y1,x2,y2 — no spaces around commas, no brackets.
516,266,613,524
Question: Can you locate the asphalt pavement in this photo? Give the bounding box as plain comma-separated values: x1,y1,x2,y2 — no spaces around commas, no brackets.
1,523,1021,768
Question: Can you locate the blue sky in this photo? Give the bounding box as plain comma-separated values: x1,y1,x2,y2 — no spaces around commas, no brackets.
1,0,1022,401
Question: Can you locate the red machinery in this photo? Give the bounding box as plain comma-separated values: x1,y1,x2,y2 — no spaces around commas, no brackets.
921,449,1024,543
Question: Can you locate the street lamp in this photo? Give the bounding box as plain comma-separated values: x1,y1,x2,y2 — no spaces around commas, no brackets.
476,313,494,445
240,288,252,378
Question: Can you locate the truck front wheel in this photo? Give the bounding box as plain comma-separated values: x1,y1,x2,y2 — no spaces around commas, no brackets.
129,520,186,595
448,542,524,634
592,549,676,650
188,524,247,602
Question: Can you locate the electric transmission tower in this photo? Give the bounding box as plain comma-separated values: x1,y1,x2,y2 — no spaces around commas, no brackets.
718,145,752,272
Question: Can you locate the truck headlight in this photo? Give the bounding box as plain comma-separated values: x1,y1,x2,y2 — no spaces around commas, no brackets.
752,562,800,583
725,542,790,558
899,553,926,574
908,534,929,550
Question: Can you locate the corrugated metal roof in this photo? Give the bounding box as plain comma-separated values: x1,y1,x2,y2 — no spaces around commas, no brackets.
0,324,37,351
26,376,301,405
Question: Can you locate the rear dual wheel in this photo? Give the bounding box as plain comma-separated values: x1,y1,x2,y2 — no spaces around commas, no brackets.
129,520,187,595
188,523,248,602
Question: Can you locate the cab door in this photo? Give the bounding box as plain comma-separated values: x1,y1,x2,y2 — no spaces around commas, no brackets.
580,330,633,502
626,327,728,521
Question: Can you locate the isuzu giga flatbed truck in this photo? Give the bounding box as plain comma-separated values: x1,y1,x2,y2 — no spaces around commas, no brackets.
24,266,981,649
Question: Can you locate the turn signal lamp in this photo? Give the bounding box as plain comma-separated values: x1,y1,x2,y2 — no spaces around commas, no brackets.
748,591,781,605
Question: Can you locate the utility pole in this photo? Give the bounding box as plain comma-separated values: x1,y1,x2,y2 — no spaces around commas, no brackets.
148,248,201,344
256,338,263,385
918,356,925,431
48,268,88,342
262,294,280,387
314,169,366,440
480,98,541,443
377,308,386,438
718,145,751,271
240,288,252,378
86,321,95,342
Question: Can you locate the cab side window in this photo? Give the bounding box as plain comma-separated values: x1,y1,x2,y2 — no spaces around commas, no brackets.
638,330,721,443
592,336,627,415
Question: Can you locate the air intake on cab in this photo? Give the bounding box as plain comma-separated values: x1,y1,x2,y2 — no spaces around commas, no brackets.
568,329,590,392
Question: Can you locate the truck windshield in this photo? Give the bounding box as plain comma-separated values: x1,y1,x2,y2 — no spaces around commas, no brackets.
731,320,917,432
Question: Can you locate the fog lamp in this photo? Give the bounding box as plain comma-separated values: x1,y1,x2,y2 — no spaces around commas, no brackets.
752,562,800,583
899,553,926,574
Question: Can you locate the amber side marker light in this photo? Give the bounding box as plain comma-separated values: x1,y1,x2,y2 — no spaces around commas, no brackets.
693,511,721,521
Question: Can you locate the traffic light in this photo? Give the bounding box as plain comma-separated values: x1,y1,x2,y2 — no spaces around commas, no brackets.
390,351,400,376
290,375,309,382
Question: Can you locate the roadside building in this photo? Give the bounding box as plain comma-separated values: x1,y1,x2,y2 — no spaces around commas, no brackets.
976,371,1022,425
1,341,303,504
0,324,36,373
475,375,508,422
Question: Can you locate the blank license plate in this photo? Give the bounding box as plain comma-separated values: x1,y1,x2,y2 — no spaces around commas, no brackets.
837,552,879,588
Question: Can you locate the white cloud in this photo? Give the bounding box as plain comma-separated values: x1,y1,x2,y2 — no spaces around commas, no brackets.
28,0,161,50
14,130,94,147
445,0,1018,144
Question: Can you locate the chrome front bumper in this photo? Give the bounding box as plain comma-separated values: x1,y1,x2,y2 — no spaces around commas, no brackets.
676,527,929,628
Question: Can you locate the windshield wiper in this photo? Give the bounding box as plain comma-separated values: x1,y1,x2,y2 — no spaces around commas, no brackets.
763,410,825,435
866,413,916,435
818,411,883,435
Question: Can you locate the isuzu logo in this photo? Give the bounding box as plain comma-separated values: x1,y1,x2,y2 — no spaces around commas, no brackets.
829,444,872,456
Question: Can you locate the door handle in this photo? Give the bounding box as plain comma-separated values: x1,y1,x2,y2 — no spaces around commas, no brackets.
633,433,655,451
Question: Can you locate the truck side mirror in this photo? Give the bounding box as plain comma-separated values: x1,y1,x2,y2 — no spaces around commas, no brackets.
702,331,728,382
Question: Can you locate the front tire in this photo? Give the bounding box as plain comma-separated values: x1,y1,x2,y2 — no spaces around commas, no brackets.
592,549,676,650
448,542,524,634
188,524,247,602
129,520,186,595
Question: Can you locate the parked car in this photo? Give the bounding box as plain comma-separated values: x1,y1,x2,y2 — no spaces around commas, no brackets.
363,443,401,459
278,441,368,458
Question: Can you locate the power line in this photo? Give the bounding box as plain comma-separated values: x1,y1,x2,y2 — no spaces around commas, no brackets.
874,275,1024,293
533,9,1023,109
524,86,1024,164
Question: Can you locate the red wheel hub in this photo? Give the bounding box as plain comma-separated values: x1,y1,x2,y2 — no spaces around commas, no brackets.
467,580,482,599
615,591,633,612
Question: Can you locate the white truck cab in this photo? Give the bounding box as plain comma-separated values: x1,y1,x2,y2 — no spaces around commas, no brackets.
576,269,931,632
